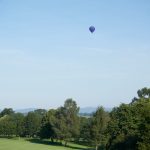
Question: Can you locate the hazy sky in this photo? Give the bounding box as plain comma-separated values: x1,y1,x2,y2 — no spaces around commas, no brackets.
0,0,150,109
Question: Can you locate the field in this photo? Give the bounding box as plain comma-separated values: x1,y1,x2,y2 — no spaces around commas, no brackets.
0,138,91,150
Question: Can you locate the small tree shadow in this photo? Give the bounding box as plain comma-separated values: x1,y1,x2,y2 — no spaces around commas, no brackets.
26,138,61,146
65,145,92,150
27,138,93,150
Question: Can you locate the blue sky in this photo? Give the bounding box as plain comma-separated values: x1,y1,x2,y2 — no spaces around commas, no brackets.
0,0,150,109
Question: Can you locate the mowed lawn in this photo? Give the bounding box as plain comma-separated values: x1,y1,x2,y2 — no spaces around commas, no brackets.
0,138,91,150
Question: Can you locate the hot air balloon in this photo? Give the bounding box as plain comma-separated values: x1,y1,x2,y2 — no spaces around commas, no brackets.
89,26,95,33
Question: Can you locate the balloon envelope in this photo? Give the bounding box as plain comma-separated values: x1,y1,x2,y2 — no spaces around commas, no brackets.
89,26,95,33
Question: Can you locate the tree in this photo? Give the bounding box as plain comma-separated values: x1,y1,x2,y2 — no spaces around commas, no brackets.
43,99,80,146
106,88,150,150
131,90,150,149
39,109,56,141
132,87,150,103
39,122,54,140
106,104,139,150
63,99,80,146
90,107,110,150
34,109,47,118
135,99,150,149
24,112,41,137
137,87,150,98
0,115,16,136
79,117,92,145
12,113,25,137
54,107,69,143
0,108,14,117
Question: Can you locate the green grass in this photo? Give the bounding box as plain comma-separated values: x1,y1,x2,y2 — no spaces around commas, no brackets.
0,138,92,150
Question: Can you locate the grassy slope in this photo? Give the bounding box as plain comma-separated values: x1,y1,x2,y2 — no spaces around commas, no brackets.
0,138,91,150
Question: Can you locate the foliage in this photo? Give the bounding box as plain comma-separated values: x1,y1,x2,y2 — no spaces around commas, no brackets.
0,88,150,150
24,112,41,137
0,115,16,136
0,108,14,117
106,88,150,150
90,107,110,150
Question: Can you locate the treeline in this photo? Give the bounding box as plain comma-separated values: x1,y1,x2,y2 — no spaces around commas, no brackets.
0,87,150,150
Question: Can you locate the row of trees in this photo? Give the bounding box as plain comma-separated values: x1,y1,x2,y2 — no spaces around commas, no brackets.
0,108,46,137
0,99,110,149
0,99,80,145
0,87,150,150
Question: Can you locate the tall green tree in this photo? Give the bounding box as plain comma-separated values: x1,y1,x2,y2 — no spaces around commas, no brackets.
54,107,69,143
12,113,25,137
106,88,150,150
90,107,110,150
106,104,139,150
135,99,150,149
24,112,41,137
39,109,56,141
0,115,16,136
63,99,80,146
45,99,80,146
79,117,92,144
